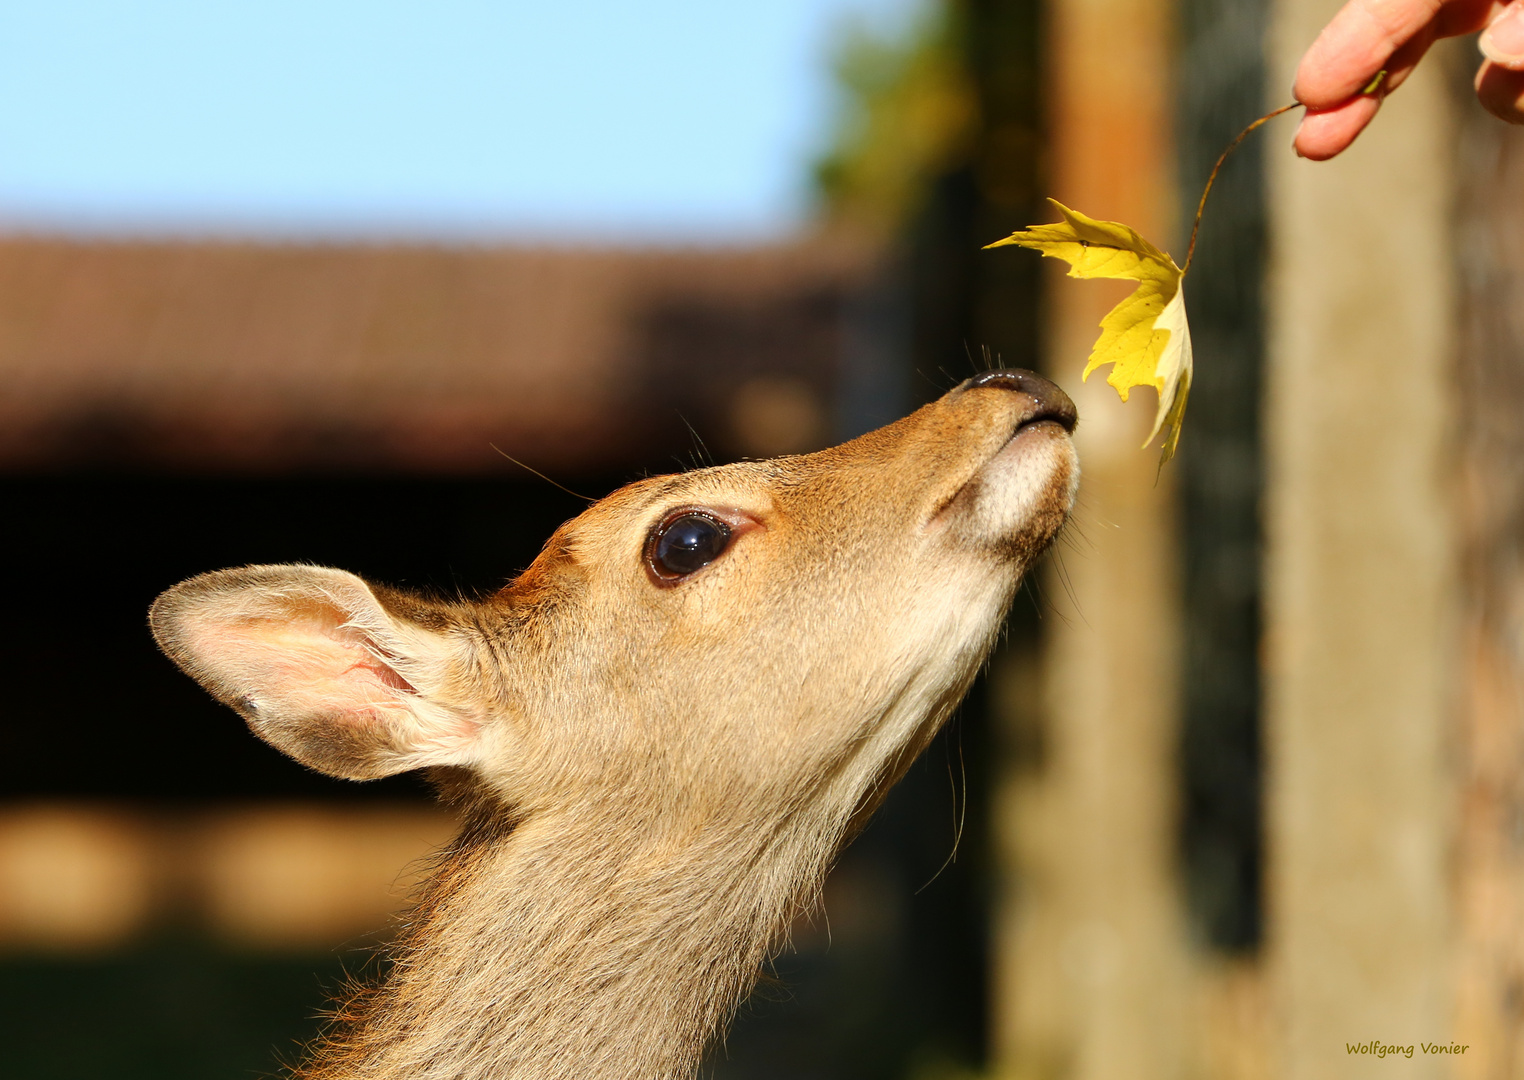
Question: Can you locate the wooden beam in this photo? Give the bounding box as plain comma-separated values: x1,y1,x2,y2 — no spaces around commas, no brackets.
989,0,1191,1076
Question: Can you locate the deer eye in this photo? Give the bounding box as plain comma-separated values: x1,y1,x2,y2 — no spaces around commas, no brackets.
647,511,732,582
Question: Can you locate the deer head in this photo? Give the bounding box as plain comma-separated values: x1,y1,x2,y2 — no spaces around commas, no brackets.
149,369,1077,1080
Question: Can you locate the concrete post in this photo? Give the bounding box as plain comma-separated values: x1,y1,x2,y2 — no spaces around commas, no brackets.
1264,4,1457,1075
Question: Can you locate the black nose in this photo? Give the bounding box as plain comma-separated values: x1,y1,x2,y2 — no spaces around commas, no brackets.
960,369,1078,433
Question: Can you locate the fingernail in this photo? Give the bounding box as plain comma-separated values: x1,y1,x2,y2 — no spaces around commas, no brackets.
1481,3,1524,64
1292,116,1307,156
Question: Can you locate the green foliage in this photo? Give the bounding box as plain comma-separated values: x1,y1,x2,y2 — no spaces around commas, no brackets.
813,1,976,236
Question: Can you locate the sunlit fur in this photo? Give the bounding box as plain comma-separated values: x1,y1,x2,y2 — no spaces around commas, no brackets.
150,377,1078,1080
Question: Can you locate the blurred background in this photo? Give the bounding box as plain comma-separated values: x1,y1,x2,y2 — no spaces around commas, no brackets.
0,0,1512,1077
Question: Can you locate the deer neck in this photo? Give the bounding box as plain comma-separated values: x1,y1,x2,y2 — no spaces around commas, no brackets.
302,797,829,1080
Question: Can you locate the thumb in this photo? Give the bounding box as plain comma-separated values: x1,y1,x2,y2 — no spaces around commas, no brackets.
1480,0,1524,69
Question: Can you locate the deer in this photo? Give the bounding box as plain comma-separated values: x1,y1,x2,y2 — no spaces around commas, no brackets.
149,368,1078,1080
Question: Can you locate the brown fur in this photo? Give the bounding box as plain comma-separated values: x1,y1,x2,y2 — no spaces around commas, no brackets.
149,374,1078,1080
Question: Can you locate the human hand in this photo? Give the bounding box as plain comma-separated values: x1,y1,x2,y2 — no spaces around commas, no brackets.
1293,0,1524,160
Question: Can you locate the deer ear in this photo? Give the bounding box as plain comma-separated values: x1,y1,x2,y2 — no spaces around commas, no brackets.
150,565,486,781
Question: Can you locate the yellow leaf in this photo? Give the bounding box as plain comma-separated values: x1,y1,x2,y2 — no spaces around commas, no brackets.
986,198,1193,463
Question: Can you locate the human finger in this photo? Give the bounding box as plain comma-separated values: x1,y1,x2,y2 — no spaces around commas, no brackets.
1374,19,1440,92
1294,0,1449,107
1476,58,1524,119
1293,95,1383,158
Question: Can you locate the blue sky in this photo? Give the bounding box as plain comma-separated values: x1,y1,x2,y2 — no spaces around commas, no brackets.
0,0,913,241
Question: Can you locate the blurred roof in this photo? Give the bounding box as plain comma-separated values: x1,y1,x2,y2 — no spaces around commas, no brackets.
0,236,870,473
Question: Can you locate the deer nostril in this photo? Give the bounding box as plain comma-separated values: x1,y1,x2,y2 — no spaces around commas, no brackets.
961,368,1077,432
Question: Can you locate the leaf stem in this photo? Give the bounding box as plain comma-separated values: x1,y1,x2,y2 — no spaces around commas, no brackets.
1181,102,1301,277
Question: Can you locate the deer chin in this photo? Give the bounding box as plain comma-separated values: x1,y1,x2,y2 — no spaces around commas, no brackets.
936,415,1079,559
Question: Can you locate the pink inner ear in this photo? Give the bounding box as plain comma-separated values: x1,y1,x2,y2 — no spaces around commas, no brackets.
195,605,416,724
349,654,417,694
